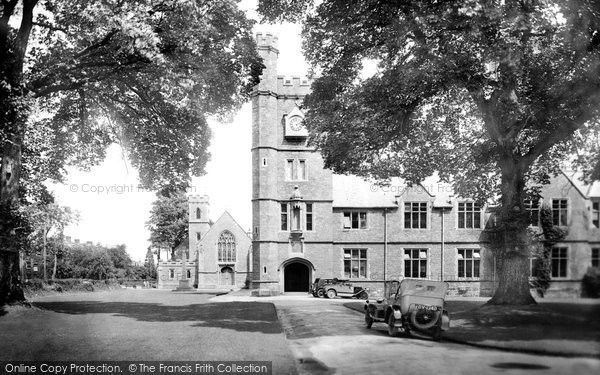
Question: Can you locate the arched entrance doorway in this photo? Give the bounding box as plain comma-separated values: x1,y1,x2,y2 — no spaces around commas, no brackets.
220,266,234,285
284,262,310,292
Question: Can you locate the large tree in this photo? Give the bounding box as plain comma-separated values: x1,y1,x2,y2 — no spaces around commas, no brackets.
22,198,78,282
146,190,188,261
0,0,263,304
259,0,600,304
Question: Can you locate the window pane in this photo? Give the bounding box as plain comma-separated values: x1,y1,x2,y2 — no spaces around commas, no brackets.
559,259,567,277
551,258,559,277
420,212,427,228
466,212,473,228
286,160,294,180
458,213,465,228
405,260,411,277
352,214,359,229
474,260,480,277
466,260,472,277
419,260,427,278
298,160,306,180
343,213,351,228
359,212,367,229
458,260,464,277
404,212,411,228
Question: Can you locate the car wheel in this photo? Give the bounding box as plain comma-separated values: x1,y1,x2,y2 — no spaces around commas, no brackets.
326,289,337,299
317,289,325,298
410,309,440,330
357,290,368,299
364,309,373,329
387,314,399,337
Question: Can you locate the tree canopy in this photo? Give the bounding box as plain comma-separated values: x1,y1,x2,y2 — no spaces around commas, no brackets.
146,190,188,260
259,0,600,304
1,0,262,195
0,0,263,304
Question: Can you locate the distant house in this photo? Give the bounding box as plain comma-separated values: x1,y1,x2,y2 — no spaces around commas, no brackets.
156,195,252,289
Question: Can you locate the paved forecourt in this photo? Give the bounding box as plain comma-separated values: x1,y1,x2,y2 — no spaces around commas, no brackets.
212,292,600,375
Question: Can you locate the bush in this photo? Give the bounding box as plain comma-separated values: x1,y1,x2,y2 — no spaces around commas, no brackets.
582,267,600,298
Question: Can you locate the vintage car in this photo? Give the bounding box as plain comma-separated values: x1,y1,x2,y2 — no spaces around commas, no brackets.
364,279,450,341
310,278,335,297
321,278,368,299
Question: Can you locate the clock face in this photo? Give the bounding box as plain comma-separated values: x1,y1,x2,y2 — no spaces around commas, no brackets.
289,116,304,131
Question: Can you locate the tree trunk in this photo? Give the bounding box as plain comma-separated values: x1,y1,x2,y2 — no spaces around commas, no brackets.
487,157,536,305
0,65,29,306
52,252,57,282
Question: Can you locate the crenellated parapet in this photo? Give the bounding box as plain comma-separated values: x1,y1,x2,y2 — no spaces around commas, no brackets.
255,32,279,52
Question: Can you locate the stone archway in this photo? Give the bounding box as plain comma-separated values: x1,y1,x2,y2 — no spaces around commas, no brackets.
220,266,234,285
284,262,310,292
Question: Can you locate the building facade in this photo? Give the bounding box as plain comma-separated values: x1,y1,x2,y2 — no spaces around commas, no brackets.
157,195,252,289
250,32,600,297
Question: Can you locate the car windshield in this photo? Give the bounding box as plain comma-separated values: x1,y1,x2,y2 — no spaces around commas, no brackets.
396,279,449,299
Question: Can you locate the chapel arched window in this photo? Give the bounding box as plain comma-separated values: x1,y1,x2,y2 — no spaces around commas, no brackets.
218,231,236,263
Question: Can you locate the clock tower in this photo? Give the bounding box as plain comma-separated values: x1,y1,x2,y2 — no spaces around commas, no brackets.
251,33,334,295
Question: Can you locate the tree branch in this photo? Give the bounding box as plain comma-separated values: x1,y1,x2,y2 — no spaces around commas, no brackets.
523,115,588,166
0,0,18,61
32,21,68,33
73,29,118,59
15,0,38,62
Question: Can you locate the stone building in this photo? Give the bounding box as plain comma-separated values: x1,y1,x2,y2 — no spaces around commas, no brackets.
157,195,252,289
250,32,600,297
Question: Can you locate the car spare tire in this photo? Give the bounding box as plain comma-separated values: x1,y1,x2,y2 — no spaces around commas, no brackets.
410,308,441,330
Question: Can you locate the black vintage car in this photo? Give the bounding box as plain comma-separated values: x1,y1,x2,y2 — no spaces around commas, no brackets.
310,278,336,297
364,279,450,341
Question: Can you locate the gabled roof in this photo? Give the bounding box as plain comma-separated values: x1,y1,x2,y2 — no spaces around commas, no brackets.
202,210,251,240
562,170,600,199
332,174,399,208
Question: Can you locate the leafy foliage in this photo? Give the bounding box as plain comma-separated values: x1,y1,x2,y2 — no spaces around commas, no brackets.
146,190,188,260
259,0,600,304
530,205,567,297
0,0,262,303
2,0,263,195
144,247,156,279
582,267,600,298
52,242,146,280
260,0,600,196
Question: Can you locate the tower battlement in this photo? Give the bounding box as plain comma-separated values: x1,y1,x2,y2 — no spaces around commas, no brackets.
256,32,279,52
278,75,311,87
188,194,209,203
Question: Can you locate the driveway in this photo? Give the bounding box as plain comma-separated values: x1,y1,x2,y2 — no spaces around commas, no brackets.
215,294,600,375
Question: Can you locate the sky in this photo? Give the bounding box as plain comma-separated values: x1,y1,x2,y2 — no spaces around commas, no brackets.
49,2,309,262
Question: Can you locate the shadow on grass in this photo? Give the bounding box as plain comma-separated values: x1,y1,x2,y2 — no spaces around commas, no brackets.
444,300,600,343
33,301,282,334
